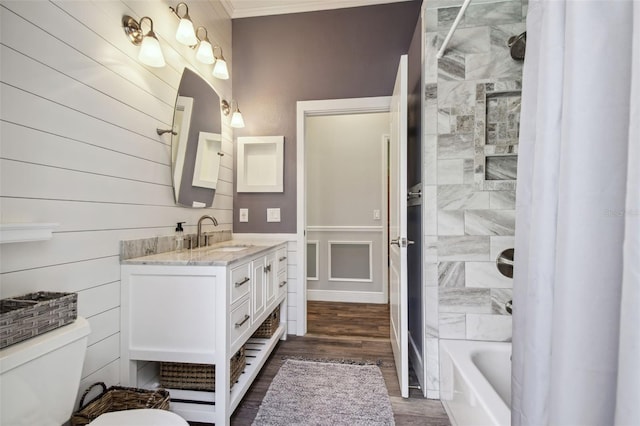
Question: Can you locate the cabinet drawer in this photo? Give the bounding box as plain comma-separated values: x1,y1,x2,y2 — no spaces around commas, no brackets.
276,247,287,275
230,262,251,305
229,298,251,349
277,271,287,297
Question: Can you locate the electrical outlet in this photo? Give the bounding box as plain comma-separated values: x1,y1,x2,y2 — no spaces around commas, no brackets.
266,208,281,222
239,208,249,222
373,209,381,220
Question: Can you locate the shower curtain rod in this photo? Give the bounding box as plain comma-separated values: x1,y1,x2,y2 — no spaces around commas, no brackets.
436,0,472,59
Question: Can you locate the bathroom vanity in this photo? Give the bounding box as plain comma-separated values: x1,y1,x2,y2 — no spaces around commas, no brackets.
120,240,288,425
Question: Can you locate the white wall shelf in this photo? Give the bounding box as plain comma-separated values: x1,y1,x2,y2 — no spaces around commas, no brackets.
0,223,59,244
236,136,284,193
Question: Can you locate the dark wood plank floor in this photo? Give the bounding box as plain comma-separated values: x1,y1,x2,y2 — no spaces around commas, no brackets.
227,301,451,425
307,301,390,339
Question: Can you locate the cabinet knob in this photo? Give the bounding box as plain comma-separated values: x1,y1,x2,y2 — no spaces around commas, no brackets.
265,264,272,273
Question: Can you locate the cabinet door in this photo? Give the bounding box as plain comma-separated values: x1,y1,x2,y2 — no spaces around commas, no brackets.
265,251,277,307
251,258,266,322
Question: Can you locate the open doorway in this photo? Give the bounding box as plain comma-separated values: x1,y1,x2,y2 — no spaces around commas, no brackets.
295,97,391,337
304,112,390,338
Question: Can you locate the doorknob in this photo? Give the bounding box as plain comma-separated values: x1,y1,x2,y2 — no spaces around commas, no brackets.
390,237,414,248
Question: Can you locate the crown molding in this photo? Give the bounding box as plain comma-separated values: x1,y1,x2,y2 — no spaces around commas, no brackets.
222,0,414,19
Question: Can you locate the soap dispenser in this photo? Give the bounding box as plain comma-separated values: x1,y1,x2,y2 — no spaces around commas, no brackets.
175,222,185,252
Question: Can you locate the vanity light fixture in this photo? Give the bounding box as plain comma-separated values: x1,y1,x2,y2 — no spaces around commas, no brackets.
170,2,198,46
222,100,245,128
212,46,229,80
122,15,166,68
194,26,215,64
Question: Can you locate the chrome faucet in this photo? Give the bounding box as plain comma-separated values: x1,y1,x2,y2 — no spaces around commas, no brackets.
196,215,218,248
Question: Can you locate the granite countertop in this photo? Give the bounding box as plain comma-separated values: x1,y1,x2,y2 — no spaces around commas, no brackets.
121,240,286,266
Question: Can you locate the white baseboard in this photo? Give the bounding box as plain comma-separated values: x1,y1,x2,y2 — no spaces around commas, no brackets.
307,289,386,304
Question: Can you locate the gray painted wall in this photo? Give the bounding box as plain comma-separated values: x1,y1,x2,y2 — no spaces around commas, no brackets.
232,1,422,233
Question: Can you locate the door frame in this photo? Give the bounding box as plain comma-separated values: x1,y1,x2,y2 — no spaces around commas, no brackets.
295,96,391,336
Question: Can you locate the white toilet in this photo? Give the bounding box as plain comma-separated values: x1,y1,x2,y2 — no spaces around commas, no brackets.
0,317,187,426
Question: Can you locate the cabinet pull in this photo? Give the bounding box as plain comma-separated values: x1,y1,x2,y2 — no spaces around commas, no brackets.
279,280,287,288
279,256,287,262
235,277,250,287
265,264,272,273
235,314,250,328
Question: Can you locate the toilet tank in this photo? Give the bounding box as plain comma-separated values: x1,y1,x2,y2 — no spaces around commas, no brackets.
0,317,90,426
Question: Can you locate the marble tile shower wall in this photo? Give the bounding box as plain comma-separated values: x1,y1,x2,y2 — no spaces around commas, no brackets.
423,0,525,399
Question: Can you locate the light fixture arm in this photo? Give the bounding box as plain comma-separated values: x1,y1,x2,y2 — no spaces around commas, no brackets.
169,2,190,20
195,26,210,44
221,99,231,116
122,15,166,68
213,45,224,59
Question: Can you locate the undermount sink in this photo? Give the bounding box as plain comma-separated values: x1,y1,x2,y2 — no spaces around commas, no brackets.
212,245,251,252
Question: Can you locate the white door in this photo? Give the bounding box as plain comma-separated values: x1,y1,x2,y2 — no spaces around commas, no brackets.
389,54,409,398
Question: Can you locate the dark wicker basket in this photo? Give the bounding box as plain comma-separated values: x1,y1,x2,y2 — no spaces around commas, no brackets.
70,382,170,426
0,291,77,349
252,305,280,338
160,345,246,391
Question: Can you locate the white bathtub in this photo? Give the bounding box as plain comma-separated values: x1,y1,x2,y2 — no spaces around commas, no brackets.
439,340,511,426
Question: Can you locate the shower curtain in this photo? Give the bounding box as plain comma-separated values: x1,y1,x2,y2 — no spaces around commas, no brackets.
512,0,639,425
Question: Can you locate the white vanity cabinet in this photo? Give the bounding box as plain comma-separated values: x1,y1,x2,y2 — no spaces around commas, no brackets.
120,242,287,425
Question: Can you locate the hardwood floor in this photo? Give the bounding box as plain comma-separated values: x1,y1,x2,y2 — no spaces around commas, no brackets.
226,301,451,425
306,301,390,339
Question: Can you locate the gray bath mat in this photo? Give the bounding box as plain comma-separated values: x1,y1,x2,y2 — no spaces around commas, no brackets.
252,359,395,425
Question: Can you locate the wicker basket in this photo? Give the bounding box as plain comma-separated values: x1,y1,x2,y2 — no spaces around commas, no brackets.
252,305,280,338
70,382,170,426
0,291,77,349
160,345,246,391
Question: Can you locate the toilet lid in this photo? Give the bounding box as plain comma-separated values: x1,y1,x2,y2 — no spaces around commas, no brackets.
90,409,189,426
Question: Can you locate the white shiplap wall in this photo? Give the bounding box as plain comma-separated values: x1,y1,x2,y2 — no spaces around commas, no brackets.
0,0,232,399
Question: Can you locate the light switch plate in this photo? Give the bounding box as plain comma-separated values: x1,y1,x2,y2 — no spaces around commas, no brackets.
266,208,281,222
373,209,381,220
239,208,249,222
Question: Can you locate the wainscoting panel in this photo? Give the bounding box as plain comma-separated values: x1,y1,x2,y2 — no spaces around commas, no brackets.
307,227,385,303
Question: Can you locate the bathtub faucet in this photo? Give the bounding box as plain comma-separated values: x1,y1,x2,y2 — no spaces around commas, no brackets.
196,215,218,248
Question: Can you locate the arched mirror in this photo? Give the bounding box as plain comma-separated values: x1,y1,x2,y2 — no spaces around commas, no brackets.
171,68,222,208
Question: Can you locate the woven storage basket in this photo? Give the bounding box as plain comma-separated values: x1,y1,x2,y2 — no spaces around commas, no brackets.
0,291,77,349
252,305,280,338
70,382,170,426
160,345,245,391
